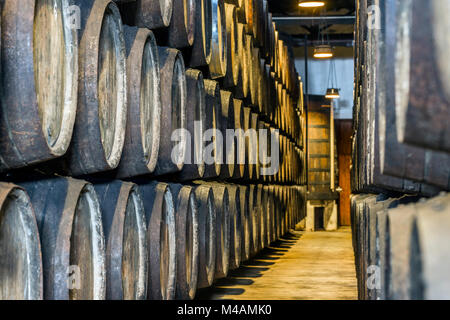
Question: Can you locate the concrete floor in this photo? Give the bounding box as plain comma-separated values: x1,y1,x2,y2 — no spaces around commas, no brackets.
197,227,357,300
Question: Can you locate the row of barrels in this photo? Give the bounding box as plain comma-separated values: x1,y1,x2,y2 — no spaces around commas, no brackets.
351,192,450,300
352,0,450,196
0,178,306,300
0,0,304,179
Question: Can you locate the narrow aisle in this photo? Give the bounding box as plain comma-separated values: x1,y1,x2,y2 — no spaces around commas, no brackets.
197,228,357,300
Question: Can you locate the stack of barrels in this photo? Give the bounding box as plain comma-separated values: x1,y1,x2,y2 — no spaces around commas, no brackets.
351,0,450,300
0,0,306,300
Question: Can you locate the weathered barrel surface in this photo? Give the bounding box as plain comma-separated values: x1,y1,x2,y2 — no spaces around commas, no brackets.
138,181,176,300
168,0,196,48
69,0,127,176
226,184,242,270
194,185,216,289
0,183,43,300
0,0,78,171
190,0,212,67
154,47,187,176
209,0,227,79
117,27,161,179
178,69,206,181
94,181,148,300
21,177,106,300
135,0,173,29
169,184,199,300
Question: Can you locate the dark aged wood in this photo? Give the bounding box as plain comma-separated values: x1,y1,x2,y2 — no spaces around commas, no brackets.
69,0,127,176
394,0,450,153
168,0,196,48
218,90,236,179
177,69,207,181
194,184,217,289
0,183,43,300
135,0,173,29
116,27,161,179
94,181,148,300
232,99,245,179
209,0,227,79
154,47,187,176
233,22,248,99
247,184,258,256
223,3,239,88
137,181,176,300
202,79,222,179
20,177,106,300
0,0,78,171
238,185,250,262
190,0,212,67
225,184,242,270
169,184,199,300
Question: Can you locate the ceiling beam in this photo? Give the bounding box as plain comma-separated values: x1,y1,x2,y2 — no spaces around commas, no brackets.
273,15,356,26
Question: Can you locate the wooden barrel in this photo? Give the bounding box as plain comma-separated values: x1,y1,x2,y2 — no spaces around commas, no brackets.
223,3,239,88
169,184,199,300
0,183,43,300
21,177,106,300
135,0,173,29
0,0,78,171
248,184,259,256
154,47,187,176
69,0,127,176
178,69,207,181
94,181,147,300
116,27,161,179
242,107,253,180
205,184,230,279
250,112,260,180
209,0,227,79
251,47,262,109
244,0,255,36
239,185,251,262
245,35,257,106
393,0,450,153
412,193,450,299
138,182,176,300
226,184,242,270
168,0,196,48
194,185,216,288
234,22,249,99
203,80,222,179
232,99,245,179
219,90,236,179
190,0,212,67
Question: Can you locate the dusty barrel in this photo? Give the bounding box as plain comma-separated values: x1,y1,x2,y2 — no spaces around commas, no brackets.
232,99,245,179
138,182,176,300
178,69,206,181
116,27,161,179
168,0,196,48
154,47,187,176
169,184,199,300
135,0,173,29
226,184,242,270
21,177,106,300
239,185,251,262
411,193,450,300
234,22,248,99
203,80,222,179
209,0,227,78
244,0,255,35
223,3,239,88
0,0,78,171
194,185,216,288
190,0,212,67
69,0,127,176
250,112,260,181
0,183,43,300
248,185,258,256
94,181,147,300
245,35,257,106
207,184,230,279
219,90,236,179
394,0,450,152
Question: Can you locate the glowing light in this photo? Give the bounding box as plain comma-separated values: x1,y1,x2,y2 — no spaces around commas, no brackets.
325,88,340,99
314,45,333,59
299,1,325,8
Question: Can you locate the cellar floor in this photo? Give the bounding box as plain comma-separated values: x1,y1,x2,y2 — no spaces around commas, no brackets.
197,227,357,300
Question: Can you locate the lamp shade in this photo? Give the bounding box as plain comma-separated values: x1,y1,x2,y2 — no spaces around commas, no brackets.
313,45,333,59
325,88,340,99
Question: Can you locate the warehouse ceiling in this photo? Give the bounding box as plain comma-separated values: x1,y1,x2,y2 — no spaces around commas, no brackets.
268,0,355,45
